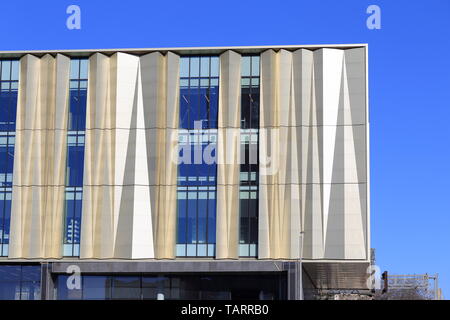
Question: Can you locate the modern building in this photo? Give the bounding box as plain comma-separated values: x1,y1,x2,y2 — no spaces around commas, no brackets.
0,44,370,300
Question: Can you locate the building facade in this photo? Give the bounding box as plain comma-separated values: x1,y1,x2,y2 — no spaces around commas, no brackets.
0,44,370,300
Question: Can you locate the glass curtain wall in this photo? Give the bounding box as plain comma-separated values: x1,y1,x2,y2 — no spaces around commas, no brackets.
0,60,19,257
176,56,219,257
239,56,260,257
56,273,286,300
0,265,41,300
63,59,88,257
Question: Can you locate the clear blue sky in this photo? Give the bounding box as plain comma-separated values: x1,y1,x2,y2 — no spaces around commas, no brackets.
1,0,449,297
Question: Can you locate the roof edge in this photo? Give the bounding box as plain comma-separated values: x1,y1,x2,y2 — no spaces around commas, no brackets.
0,43,368,58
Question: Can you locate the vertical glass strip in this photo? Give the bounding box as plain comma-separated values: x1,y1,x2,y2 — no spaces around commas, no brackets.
0,60,18,257
63,58,88,257
239,56,260,257
176,56,219,257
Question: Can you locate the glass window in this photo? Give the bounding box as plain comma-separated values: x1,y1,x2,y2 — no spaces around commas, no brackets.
56,275,82,300
190,57,199,77
0,265,41,300
79,59,89,79
67,144,85,186
63,188,82,256
70,59,80,79
1,61,11,80
241,56,251,77
63,59,88,257
56,273,286,300
177,56,219,257
180,58,190,78
10,61,19,81
111,276,140,300
0,60,18,256
210,57,219,77
179,56,219,130
200,57,210,77
142,276,170,300
82,276,111,300
239,56,260,257
251,56,260,77
0,281,20,300
18,281,40,300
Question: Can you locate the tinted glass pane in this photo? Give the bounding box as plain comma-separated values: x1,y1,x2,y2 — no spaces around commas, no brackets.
251,56,260,76
200,57,210,77
0,265,41,300
64,59,88,256
199,88,208,125
70,60,80,79
250,217,258,243
79,89,87,126
0,281,19,300
207,194,216,243
187,193,197,244
21,266,41,281
11,61,19,81
73,198,82,243
0,60,17,255
197,195,207,243
79,60,88,79
67,146,85,186
2,198,10,244
19,282,41,300
0,265,21,281
241,56,251,77
190,57,199,77
0,94,9,124
239,57,259,255
142,277,170,300
209,86,218,128
57,275,82,300
1,62,11,80
241,89,251,128
64,198,75,243
177,56,219,256
83,276,111,300
56,273,286,300
180,89,189,129
0,203,4,246
180,58,190,78
0,148,7,173
210,57,219,77
6,146,14,174
177,196,186,243
112,277,140,300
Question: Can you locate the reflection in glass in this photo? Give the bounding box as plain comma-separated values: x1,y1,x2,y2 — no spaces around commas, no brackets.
112,276,140,300
177,56,219,257
82,276,111,300
0,265,41,300
142,276,170,300
239,56,260,257
63,58,88,257
56,273,286,300
0,60,18,256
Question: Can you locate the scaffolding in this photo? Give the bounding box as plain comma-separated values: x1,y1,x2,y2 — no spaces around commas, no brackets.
386,273,443,300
